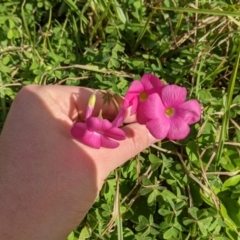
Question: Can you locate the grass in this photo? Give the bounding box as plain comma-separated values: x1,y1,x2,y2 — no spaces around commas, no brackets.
1,0,240,239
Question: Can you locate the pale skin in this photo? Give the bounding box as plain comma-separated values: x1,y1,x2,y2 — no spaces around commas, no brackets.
0,85,156,240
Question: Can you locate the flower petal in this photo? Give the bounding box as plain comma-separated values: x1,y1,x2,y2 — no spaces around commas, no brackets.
85,106,94,119
71,122,86,138
137,93,164,123
137,102,151,124
161,85,187,108
127,80,144,94
141,73,163,91
176,99,201,124
123,92,135,108
104,127,126,140
167,116,190,140
124,80,144,110
71,122,101,148
86,117,112,131
146,118,170,139
123,97,130,109
82,132,102,148
100,135,120,148
112,108,126,127
130,97,139,115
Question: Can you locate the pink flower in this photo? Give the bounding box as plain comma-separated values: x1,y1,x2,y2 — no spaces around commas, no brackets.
71,93,126,149
111,107,126,127
124,73,164,115
138,85,201,140
71,117,126,149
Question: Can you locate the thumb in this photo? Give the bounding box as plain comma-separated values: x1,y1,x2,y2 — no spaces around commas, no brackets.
100,123,157,173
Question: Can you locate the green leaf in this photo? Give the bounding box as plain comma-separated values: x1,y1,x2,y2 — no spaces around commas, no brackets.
216,42,240,161
136,216,148,232
186,141,199,165
141,176,152,186
0,61,11,73
139,187,152,196
150,225,160,236
111,59,120,68
8,18,15,28
155,6,240,17
158,209,172,216
63,0,87,24
138,215,149,225
79,226,90,239
159,221,170,230
220,146,240,171
222,175,240,190
2,56,10,65
67,231,76,240
226,228,240,240
183,218,195,226
135,236,152,240
218,191,240,229
160,190,176,200
198,217,213,236
163,227,174,239
54,70,62,79
111,0,126,24
175,201,186,211
149,153,162,171
188,207,198,219
7,29,13,39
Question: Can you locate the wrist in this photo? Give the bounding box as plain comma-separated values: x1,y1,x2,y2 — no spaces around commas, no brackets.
0,189,68,240
0,147,67,240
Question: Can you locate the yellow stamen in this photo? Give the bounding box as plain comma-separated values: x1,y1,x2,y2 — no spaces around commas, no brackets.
139,91,148,102
165,108,175,117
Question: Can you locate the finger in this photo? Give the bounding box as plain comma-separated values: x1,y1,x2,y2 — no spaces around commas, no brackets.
40,85,138,123
36,85,120,121
123,108,137,123
97,123,158,175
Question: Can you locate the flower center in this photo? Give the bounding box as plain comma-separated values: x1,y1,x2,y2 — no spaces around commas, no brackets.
165,107,175,117
96,131,103,135
139,91,148,102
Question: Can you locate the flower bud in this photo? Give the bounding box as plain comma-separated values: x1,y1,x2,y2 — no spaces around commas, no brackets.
86,93,96,119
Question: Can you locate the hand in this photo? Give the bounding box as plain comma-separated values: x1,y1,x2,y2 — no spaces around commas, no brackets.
0,85,155,240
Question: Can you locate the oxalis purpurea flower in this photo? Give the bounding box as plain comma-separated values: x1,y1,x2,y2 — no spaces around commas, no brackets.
124,74,201,140
137,84,201,140
71,93,126,149
124,73,164,115
71,73,201,148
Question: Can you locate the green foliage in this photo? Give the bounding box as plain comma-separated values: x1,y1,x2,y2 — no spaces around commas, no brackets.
1,0,240,239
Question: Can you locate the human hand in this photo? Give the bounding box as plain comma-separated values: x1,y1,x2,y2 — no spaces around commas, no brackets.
0,85,156,240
